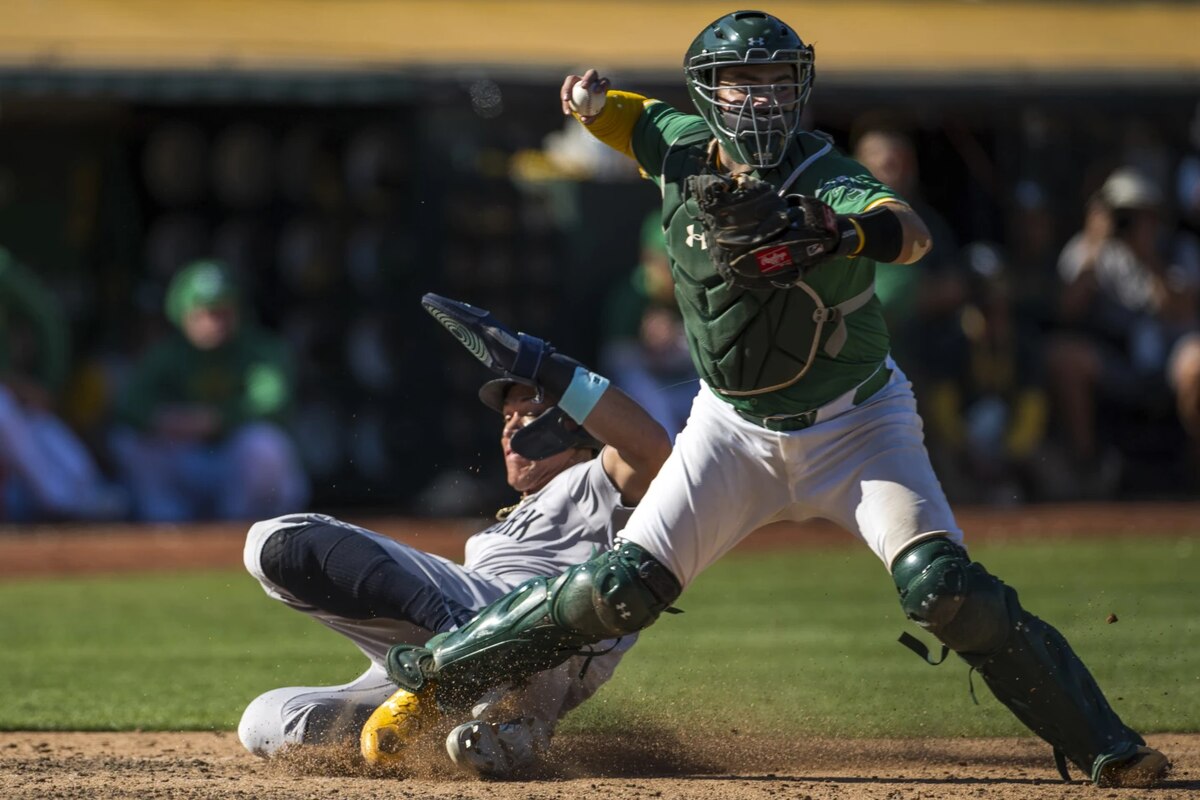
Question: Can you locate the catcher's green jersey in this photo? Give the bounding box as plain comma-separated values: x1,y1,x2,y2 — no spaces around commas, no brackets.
630,102,903,417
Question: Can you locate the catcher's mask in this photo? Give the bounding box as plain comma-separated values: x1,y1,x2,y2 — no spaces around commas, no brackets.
684,10,814,170
480,378,603,459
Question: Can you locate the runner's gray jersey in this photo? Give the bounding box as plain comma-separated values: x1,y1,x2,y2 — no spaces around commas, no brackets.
464,456,632,587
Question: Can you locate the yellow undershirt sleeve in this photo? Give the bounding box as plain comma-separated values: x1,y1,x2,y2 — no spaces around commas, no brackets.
575,90,656,161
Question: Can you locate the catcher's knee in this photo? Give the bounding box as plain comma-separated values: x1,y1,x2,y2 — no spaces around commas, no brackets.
551,541,682,638
891,537,1011,654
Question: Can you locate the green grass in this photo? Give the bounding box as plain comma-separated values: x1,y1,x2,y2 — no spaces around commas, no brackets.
1,536,1197,736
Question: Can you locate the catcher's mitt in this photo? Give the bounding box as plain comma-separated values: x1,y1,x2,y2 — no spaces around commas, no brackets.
687,173,841,290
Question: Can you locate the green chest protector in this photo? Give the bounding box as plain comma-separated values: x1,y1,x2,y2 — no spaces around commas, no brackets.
660,135,873,396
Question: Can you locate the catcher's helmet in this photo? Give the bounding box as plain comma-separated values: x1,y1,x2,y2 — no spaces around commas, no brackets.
684,10,814,170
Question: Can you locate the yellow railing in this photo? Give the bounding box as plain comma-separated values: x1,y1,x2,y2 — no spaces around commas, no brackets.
0,1,1195,76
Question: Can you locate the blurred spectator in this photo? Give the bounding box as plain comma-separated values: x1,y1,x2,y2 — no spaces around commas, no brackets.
852,128,966,399
1005,178,1061,326
924,242,1048,505
110,260,309,521
1177,100,1200,240
600,213,696,440
1045,167,1200,497
0,248,129,521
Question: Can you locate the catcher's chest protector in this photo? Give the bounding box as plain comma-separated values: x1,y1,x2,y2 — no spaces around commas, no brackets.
662,139,843,396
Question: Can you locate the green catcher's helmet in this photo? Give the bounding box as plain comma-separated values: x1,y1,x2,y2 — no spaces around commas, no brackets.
684,10,814,170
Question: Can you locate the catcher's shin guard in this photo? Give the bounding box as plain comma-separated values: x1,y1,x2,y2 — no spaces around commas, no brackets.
385,542,681,710
893,538,1149,784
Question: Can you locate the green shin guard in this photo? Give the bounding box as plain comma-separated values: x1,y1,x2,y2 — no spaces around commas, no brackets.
960,583,1143,782
893,538,1143,783
385,578,593,709
385,542,681,710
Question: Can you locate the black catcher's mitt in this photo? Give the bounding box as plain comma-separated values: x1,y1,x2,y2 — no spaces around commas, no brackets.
687,173,841,290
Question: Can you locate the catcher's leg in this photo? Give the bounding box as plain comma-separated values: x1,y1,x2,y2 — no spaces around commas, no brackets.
383,540,680,706
893,537,1168,786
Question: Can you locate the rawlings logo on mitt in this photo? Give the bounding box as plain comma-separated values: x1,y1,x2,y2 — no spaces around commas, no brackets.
687,173,841,290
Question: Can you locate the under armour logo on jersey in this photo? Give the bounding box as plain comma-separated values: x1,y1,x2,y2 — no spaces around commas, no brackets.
747,37,766,47
685,224,708,250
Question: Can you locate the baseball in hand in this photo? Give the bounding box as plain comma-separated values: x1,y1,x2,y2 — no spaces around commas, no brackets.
570,82,606,117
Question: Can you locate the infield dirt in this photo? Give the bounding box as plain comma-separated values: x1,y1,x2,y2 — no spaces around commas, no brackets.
1,503,1197,798
1,730,1196,799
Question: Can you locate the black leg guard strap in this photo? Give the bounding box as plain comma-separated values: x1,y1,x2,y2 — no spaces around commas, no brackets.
893,538,1143,783
385,541,682,709
260,520,475,633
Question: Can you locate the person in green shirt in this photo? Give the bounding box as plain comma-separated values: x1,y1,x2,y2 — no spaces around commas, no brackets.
359,11,1166,788
0,248,127,520
111,259,308,521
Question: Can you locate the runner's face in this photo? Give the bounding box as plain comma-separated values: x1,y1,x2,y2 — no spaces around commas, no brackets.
500,385,579,494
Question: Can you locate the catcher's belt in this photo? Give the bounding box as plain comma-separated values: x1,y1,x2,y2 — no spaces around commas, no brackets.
732,358,892,431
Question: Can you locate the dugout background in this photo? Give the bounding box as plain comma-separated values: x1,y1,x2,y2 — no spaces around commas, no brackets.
0,1,1196,514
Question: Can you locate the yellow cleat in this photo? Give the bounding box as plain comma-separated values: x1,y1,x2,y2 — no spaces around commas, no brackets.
360,685,441,767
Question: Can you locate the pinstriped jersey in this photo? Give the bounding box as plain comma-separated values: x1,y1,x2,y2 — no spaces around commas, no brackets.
629,102,901,416
464,456,633,587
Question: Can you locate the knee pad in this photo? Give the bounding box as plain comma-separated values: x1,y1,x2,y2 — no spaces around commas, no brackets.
891,537,1010,654
255,516,325,591
550,540,682,638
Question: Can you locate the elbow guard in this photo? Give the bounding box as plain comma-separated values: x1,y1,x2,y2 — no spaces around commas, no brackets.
836,204,905,263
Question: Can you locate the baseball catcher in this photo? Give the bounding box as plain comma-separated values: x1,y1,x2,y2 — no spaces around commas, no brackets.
359,8,1168,790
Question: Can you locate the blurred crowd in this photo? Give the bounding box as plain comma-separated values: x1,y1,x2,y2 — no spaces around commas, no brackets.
863,122,1200,504
1,106,1199,524
597,118,1200,507
0,256,308,523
